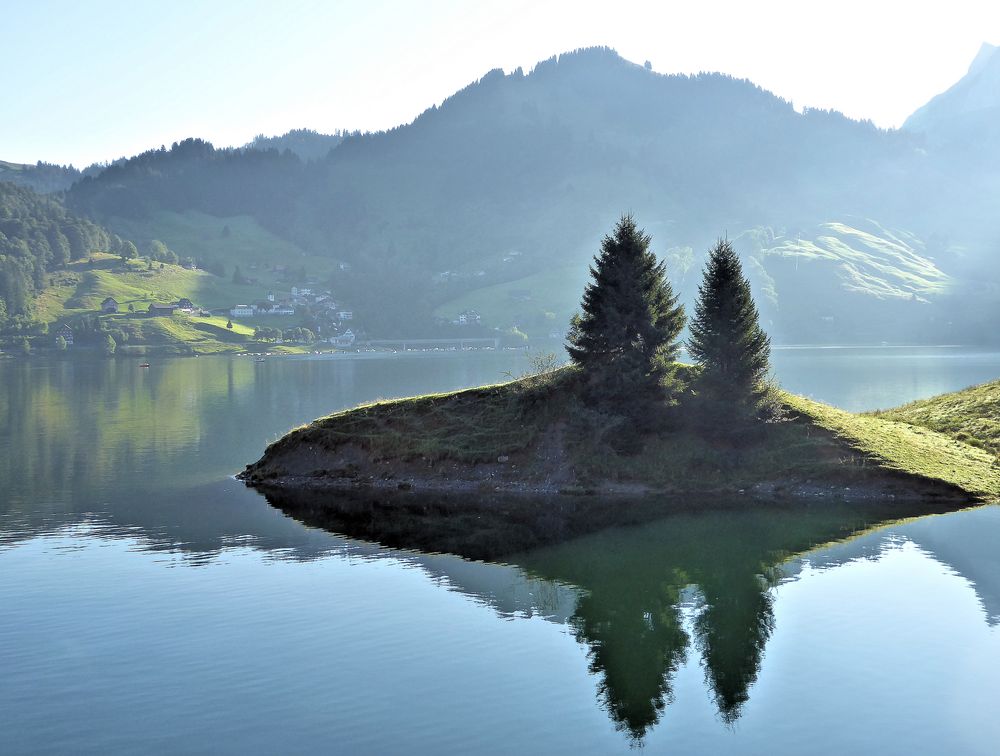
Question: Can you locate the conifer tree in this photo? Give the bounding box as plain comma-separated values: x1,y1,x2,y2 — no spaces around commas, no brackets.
688,239,771,421
567,214,685,411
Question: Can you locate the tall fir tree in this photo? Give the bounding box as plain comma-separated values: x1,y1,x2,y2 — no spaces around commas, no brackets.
567,214,685,412
687,239,771,421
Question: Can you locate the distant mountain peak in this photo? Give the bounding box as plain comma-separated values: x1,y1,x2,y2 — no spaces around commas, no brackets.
904,41,1000,133
968,41,999,77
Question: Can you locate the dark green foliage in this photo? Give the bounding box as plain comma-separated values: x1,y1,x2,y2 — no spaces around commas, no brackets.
688,239,771,422
147,239,178,264
0,182,120,323
67,138,304,230
567,214,685,415
120,240,138,262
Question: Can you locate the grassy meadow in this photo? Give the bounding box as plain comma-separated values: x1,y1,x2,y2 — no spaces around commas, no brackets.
33,254,312,355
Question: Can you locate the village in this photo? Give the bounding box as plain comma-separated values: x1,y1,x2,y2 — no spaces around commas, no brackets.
31,250,516,357
49,283,500,354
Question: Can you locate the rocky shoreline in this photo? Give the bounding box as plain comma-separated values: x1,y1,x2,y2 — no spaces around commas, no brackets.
239,456,972,503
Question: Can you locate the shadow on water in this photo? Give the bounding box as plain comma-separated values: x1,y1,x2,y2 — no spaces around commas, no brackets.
259,486,966,741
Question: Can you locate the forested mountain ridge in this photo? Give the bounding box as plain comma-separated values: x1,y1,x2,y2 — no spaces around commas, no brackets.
0,160,82,194
245,129,349,160
48,46,1000,342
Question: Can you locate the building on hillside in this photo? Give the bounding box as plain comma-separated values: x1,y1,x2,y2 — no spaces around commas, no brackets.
148,303,177,317
176,298,195,311
229,304,254,317
330,329,356,348
456,310,481,325
55,324,74,346
256,304,295,316
266,291,275,302
101,297,119,314
337,310,353,321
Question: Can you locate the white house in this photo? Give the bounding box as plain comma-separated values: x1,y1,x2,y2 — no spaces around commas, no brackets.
266,291,275,302
337,311,353,321
230,304,254,317
331,329,356,348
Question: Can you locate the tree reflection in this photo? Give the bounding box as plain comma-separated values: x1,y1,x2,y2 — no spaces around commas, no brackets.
572,573,689,742
694,573,775,723
262,487,959,742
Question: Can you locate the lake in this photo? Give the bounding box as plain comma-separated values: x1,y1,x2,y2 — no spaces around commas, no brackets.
2,346,999,754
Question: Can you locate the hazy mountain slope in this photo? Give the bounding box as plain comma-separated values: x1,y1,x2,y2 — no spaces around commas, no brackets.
62,46,997,341
301,48,911,270
0,160,81,193
740,220,955,344
904,43,1000,135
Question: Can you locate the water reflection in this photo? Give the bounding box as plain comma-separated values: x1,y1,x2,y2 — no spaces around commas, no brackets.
261,487,967,740
3,353,1000,750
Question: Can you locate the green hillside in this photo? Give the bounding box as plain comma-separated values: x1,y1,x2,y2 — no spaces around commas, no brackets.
751,220,950,302
37,254,266,316
876,379,1000,454
783,392,1000,500
432,220,951,339
107,209,341,284
433,264,590,333
33,254,310,355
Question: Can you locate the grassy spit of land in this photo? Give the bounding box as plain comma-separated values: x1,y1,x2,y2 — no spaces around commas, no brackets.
241,366,1000,501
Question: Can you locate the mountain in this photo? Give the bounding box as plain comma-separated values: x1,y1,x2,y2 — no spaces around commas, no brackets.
904,43,1000,137
59,46,1000,342
0,160,82,194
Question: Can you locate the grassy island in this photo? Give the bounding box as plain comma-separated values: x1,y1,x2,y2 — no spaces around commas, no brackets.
243,216,1000,504
240,365,1000,502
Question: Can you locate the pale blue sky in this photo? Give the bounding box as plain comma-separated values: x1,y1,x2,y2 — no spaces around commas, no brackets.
4,0,999,166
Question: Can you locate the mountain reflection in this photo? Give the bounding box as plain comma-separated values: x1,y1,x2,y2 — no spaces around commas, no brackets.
261,487,960,740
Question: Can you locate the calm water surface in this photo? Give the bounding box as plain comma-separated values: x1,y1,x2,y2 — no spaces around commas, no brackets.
2,347,999,754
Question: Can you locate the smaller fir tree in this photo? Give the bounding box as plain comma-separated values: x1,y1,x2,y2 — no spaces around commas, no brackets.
688,239,771,423
567,214,685,416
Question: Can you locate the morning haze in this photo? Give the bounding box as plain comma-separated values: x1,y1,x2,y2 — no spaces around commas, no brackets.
2,3,1000,754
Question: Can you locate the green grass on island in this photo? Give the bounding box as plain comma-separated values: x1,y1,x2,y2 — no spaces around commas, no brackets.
244,366,1000,501
874,379,1000,455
